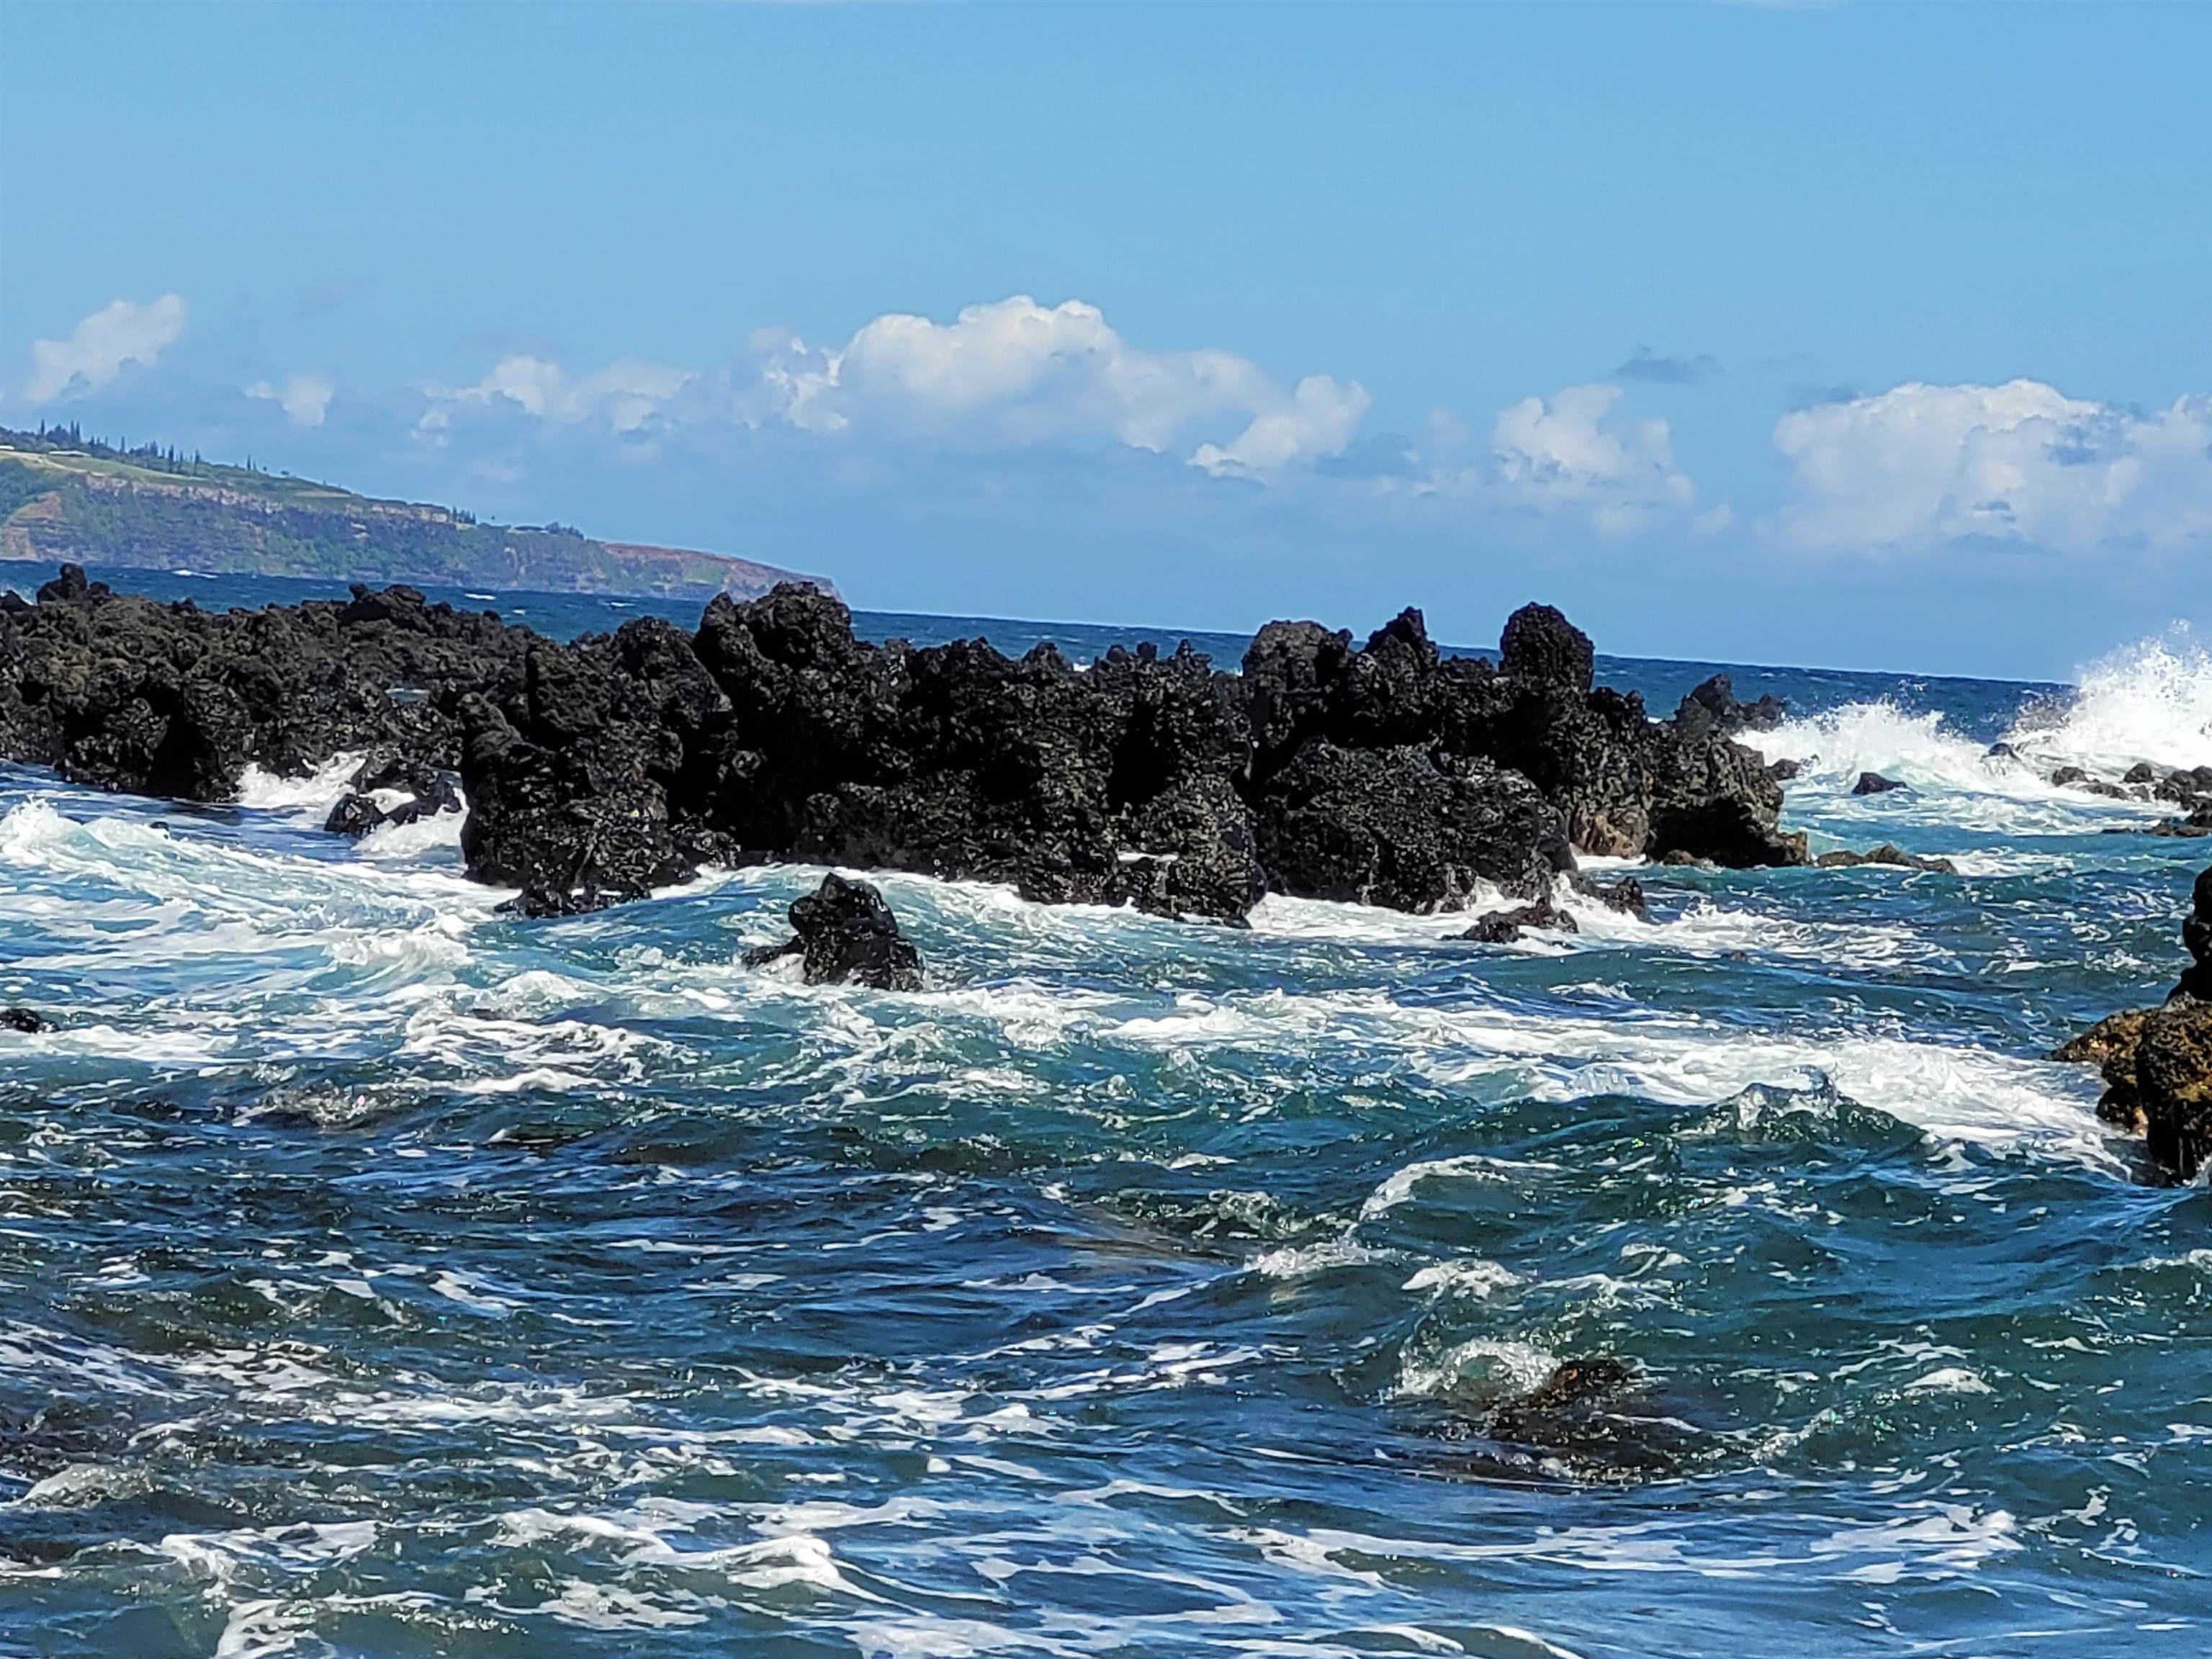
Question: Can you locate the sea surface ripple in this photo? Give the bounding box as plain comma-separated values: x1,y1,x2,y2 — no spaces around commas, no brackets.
2,567,2209,1658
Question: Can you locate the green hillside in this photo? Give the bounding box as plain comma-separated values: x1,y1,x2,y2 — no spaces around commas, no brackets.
0,427,830,600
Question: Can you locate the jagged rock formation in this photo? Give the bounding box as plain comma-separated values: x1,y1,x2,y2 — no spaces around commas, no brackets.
744,873,923,990
1679,673,1788,735
2,566,1807,921
2056,866,2212,1179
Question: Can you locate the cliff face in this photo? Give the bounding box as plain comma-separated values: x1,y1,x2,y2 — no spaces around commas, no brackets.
0,436,832,601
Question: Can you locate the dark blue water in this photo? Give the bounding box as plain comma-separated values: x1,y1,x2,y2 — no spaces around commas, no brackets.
3,563,2209,1658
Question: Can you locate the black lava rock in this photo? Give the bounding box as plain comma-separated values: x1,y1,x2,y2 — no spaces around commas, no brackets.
745,873,922,989
1852,771,1907,796
1498,603,1594,693
2,567,1811,922
2,1007,53,1033
1569,872,1650,920
1680,673,1788,734
1814,843,1957,874
1463,896,1578,944
325,755,462,838
2056,863,2212,1179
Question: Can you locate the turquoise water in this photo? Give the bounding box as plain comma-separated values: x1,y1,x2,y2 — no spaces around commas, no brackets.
3,567,2209,1658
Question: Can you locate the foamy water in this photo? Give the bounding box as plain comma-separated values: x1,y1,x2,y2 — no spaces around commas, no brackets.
3,612,2210,1657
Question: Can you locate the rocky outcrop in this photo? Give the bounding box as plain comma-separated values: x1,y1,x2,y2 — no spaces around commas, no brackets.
745,873,922,989
1852,772,1907,796
0,567,526,800
2056,866,2212,1179
3,567,1807,922
1247,602,1803,872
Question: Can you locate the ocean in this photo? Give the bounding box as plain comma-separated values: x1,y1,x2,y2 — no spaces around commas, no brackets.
2,562,2209,1658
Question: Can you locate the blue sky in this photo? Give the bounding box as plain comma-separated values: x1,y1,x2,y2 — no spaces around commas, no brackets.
4,1,2209,678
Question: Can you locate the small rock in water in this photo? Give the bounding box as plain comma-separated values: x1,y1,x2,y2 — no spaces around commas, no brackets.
1766,757,1802,783
1569,872,1650,921
1851,771,1907,796
325,755,462,839
2124,762,2161,786
1814,843,1957,874
2154,765,2212,806
2,1007,53,1033
2049,765,2126,796
1464,896,1578,944
745,873,922,990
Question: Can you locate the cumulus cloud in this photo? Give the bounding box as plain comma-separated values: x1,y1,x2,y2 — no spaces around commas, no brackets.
25,295,188,403
246,374,335,428
762,295,1367,475
1488,383,1700,532
1773,379,2212,553
419,354,692,439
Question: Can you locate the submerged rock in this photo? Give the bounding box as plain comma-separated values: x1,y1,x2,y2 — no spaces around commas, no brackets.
1570,872,1650,920
1463,896,1578,943
2056,866,2212,1178
745,873,922,990
2147,807,2212,839
1485,1356,1637,1445
1852,771,1907,796
1,1007,52,1033
1815,843,1958,875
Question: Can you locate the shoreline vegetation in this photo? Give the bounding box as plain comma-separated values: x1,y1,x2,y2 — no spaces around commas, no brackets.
0,425,830,601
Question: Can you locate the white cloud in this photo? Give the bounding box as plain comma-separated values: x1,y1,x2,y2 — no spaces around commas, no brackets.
1773,379,2212,553
1488,382,1699,531
246,374,335,428
762,295,1367,475
25,295,188,403
1192,375,1370,477
419,354,692,439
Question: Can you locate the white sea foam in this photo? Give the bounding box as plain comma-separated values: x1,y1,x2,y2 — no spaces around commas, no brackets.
1747,626,2212,837
1395,1338,1561,1405
2030,628,2212,770
235,751,365,817
354,803,467,862
1402,1257,1526,1299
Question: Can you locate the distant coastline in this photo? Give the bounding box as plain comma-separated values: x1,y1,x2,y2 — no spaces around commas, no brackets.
0,425,832,601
